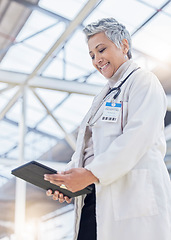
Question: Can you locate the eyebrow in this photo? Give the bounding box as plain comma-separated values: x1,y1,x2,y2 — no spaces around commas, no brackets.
89,43,105,54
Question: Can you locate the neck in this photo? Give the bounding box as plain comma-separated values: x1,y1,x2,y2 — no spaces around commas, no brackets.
107,59,132,88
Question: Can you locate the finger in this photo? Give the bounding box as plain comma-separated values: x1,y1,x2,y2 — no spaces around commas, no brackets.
54,190,59,197
58,193,64,203
46,189,53,196
49,180,64,186
44,173,67,181
52,195,59,201
64,196,72,204
53,195,59,201
44,174,57,181
59,193,64,199
52,190,60,200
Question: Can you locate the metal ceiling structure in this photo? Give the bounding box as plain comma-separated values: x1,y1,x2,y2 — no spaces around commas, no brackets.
0,0,171,239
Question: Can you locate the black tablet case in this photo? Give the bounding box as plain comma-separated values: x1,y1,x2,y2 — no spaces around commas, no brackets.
11,161,92,198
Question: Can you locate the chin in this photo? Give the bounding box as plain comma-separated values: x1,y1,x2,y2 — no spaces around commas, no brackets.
102,73,113,78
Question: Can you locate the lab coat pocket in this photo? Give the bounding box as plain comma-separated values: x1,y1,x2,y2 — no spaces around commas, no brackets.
111,169,158,221
103,121,122,137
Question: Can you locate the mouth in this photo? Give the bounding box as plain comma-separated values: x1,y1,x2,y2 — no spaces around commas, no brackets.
99,62,110,72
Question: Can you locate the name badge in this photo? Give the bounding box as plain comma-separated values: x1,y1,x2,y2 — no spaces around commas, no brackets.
101,102,122,122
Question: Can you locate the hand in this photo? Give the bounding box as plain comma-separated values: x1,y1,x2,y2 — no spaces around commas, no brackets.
44,168,98,193
46,189,72,204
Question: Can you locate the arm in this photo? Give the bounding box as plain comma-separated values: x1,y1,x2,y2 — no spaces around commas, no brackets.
85,71,167,185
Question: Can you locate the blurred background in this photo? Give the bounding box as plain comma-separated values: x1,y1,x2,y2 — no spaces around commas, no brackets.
0,0,171,239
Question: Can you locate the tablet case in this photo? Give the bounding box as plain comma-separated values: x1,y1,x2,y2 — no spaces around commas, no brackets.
11,161,93,198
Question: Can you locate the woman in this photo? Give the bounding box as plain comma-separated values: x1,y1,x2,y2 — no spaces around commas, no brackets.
44,18,171,240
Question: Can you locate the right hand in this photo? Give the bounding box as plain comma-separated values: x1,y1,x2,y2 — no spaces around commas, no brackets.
46,189,72,204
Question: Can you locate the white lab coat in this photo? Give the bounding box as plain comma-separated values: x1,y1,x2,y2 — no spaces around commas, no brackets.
68,61,171,240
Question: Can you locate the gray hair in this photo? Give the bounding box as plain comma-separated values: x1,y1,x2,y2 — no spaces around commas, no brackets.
83,18,132,59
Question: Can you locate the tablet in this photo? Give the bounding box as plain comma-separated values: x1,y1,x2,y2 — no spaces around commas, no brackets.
11,161,93,198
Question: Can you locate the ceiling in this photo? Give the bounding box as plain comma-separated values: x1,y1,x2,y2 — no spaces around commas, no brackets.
0,0,171,238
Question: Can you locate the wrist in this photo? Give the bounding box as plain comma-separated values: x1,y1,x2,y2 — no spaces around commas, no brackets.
85,168,99,184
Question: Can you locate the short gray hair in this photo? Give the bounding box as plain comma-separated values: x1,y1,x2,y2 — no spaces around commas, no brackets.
83,18,132,59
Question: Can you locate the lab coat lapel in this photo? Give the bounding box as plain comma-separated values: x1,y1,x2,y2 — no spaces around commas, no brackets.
76,84,110,167
80,83,110,129
89,84,110,119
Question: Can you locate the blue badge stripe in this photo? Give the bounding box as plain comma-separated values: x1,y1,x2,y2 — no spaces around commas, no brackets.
105,102,122,107
106,102,112,106
115,103,122,107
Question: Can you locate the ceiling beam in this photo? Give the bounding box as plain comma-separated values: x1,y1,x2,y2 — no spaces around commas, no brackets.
31,88,76,150
23,0,102,85
0,69,102,95
136,0,171,18
3,116,59,140
132,0,171,36
11,0,71,23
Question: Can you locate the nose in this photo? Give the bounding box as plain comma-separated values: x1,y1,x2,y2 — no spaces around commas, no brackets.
94,54,102,65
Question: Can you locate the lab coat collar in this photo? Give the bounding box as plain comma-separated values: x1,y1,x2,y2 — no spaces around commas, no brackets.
88,60,139,124
107,60,139,89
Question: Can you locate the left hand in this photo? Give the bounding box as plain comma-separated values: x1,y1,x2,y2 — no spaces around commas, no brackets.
44,168,99,193
46,189,72,204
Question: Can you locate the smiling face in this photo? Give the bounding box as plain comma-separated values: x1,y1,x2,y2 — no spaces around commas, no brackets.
88,32,129,78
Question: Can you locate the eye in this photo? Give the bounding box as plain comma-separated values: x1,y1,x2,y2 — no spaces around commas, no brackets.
90,55,95,60
99,48,106,53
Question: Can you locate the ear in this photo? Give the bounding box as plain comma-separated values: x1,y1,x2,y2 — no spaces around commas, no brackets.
121,39,129,55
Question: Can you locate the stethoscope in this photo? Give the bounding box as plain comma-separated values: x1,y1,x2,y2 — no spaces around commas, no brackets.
105,67,140,100
87,67,140,127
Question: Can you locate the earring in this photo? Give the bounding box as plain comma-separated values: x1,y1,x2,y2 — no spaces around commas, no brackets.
124,55,128,59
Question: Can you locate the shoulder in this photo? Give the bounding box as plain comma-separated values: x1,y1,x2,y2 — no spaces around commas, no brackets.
126,67,167,107
123,61,161,90
129,68,164,94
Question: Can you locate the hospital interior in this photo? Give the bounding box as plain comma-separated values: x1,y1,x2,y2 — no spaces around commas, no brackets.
0,0,171,239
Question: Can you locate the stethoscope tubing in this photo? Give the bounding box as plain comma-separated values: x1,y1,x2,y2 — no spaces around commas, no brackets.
105,67,140,99
87,67,140,127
